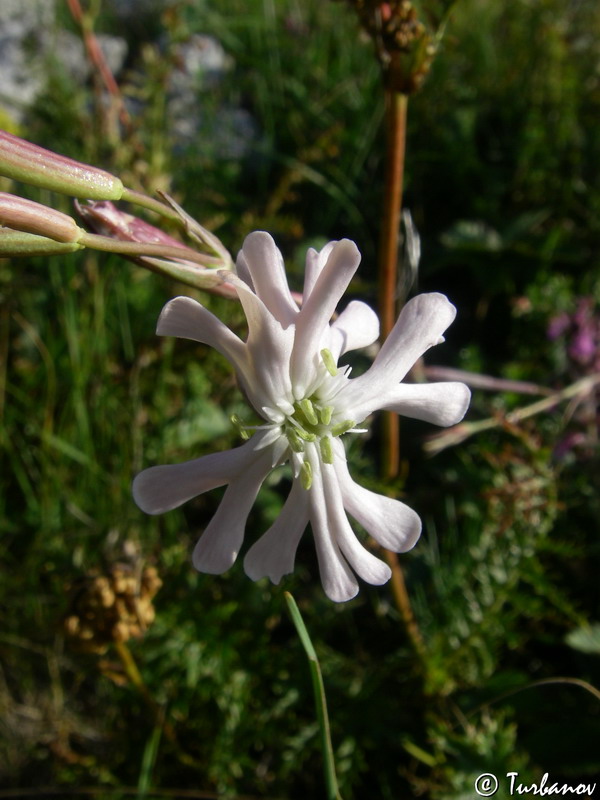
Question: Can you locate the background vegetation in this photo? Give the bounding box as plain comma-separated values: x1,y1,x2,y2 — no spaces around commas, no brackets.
1,0,599,797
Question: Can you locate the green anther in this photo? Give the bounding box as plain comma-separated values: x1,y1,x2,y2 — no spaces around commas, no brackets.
299,398,319,426
230,414,250,440
320,348,338,377
295,427,317,442
287,428,306,453
320,436,334,464
318,405,333,425
331,419,356,437
300,460,313,490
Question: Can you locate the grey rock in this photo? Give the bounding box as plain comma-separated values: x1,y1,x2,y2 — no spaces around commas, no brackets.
0,1,127,123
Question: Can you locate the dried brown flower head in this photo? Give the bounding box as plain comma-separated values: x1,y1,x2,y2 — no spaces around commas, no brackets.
63,565,162,655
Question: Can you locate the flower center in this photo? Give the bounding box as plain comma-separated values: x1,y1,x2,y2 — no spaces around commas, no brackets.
284,397,354,458
232,349,364,491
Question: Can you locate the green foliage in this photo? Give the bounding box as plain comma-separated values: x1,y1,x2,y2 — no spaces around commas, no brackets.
2,0,600,798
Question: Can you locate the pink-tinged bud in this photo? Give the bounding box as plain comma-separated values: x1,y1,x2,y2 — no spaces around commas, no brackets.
0,130,124,200
77,200,239,298
0,193,84,243
76,200,201,252
0,230,84,256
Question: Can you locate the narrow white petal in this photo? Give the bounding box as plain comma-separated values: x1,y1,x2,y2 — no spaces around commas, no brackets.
329,300,380,358
320,459,391,585
292,239,362,396
132,435,268,515
156,296,250,384
192,448,273,574
306,446,359,603
332,439,422,552
243,480,309,583
303,241,337,299
226,273,295,407
235,250,254,290
339,293,457,419
378,381,471,427
241,231,298,327
270,434,289,467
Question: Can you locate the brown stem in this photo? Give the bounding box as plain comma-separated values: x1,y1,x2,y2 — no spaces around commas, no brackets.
379,91,408,480
384,550,428,663
425,372,600,456
66,0,132,134
113,641,202,768
378,91,408,341
377,89,425,661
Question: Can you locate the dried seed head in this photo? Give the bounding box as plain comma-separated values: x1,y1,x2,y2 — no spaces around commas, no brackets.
63,564,162,654
337,0,440,93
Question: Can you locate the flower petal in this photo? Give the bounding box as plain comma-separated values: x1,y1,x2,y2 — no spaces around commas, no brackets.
243,479,309,584
192,448,273,574
320,455,391,585
132,434,268,514
303,241,336,299
332,440,422,552
240,231,298,327
338,293,457,420
225,272,296,408
378,381,471,426
291,239,362,396
156,295,251,384
306,445,358,602
329,300,380,358
235,249,254,290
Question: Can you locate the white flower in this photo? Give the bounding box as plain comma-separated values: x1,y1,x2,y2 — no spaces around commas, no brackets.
133,232,470,602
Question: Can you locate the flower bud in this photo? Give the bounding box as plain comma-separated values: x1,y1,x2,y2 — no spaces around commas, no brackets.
76,199,200,251
0,230,84,256
0,193,84,243
0,130,124,200
77,200,239,298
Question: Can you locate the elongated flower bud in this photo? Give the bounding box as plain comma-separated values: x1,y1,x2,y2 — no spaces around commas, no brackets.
76,200,239,298
76,200,202,252
0,130,124,200
0,193,84,243
0,230,84,256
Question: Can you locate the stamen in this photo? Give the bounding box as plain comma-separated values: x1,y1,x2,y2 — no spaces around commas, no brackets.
230,414,250,440
296,428,317,442
299,398,319,426
318,405,333,425
286,428,306,453
319,436,334,464
320,348,338,376
331,419,356,437
300,460,313,490
287,415,316,441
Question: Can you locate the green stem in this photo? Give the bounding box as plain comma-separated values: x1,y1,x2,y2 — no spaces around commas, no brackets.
78,231,213,265
284,592,343,800
121,188,182,222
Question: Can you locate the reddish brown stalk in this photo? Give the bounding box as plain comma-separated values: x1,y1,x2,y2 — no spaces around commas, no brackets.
377,89,427,662
66,0,132,134
378,91,408,480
